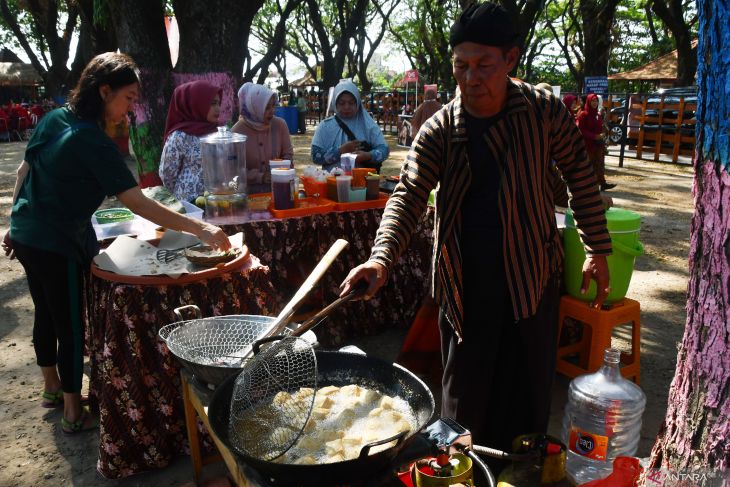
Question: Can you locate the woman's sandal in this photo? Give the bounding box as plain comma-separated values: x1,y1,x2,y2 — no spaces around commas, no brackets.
60,407,98,435
40,390,90,409
41,390,63,408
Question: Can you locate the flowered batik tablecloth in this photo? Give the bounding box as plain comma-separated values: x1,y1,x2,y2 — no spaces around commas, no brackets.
86,206,435,478
86,255,275,479
223,207,435,347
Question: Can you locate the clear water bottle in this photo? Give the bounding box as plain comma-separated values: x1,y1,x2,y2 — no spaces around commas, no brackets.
562,348,646,485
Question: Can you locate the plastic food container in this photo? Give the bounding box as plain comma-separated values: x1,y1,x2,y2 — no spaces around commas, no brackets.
269,159,292,171
180,200,204,220
249,193,335,219
352,167,375,187
326,176,338,200
301,176,328,198
336,175,352,202
340,153,356,174
332,192,389,212
366,175,380,200
93,208,134,224
348,187,366,202
271,168,297,210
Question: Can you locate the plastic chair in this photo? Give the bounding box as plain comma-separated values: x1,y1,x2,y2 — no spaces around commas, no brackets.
556,295,641,384
0,118,9,142
18,117,31,140
11,116,28,141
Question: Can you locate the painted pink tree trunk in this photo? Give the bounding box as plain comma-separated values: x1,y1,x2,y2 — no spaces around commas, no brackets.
647,0,730,476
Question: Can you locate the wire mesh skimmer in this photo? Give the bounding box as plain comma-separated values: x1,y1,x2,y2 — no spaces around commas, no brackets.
158,306,298,387
228,335,317,461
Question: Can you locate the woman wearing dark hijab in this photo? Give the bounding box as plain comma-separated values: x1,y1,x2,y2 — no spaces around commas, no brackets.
158,80,222,201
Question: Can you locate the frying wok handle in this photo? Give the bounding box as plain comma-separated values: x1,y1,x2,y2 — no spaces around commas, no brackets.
251,334,287,355
174,304,202,321
358,430,409,459
294,281,369,337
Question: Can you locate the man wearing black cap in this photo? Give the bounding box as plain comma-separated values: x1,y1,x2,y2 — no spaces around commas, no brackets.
341,2,611,478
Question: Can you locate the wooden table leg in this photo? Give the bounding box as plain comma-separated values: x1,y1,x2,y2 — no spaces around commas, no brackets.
182,374,204,485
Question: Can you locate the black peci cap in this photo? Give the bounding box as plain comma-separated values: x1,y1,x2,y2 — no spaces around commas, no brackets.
449,2,519,48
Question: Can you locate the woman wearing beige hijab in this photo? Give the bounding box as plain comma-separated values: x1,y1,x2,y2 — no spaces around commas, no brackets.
232,83,294,194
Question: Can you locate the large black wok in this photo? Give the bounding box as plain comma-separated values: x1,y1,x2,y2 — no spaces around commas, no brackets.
208,350,435,485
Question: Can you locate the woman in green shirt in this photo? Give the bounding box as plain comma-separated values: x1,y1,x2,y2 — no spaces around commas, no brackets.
2,53,230,435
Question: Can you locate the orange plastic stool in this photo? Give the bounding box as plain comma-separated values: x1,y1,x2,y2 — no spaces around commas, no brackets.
556,295,641,384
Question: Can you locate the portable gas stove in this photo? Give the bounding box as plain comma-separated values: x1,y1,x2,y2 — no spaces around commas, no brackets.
184,366,566,487
235,419,493,487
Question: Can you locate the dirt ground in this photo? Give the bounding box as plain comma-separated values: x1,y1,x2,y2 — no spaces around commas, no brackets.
0,128,693,486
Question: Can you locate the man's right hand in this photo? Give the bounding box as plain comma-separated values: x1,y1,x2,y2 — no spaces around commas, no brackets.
340,140,361,154
339,261,387,300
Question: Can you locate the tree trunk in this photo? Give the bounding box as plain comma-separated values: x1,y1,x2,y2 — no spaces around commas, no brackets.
173,0,262,77
107,0,173,183
674,32,696,87
76,0,119,53
579,0,620,76
25,0,78,98
173,0,264,123
500,0,544,76
69,19,93,85
70,2,119,90
646,1,730,479
650,0,697,87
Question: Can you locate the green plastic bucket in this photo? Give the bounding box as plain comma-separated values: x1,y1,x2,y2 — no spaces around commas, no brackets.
563,207,644,303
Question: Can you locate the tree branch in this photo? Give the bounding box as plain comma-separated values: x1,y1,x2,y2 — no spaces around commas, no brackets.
0,0,47,78
645,2,659,44
245,0,303,81
545,12,580,85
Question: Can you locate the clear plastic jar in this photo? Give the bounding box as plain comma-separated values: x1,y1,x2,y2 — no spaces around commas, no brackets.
271,168,296,210
562,348,646,484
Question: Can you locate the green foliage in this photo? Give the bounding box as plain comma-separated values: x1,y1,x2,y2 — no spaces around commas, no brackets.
526,55,579,92
385,0,459,89
0,1,39,60
521,0,697,92
365,59,397,89
610,2,672,73
250,0,283,55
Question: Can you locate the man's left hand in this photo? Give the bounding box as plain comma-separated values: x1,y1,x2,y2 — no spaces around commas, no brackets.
581,255,610,309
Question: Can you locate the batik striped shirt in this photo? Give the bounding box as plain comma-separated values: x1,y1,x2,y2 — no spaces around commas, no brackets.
369,78,612,340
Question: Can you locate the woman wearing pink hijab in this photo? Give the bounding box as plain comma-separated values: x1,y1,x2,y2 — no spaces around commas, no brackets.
159,80,221,201
577,93,614,190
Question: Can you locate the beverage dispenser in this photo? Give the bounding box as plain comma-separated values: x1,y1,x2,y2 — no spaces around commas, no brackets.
200,126,247,221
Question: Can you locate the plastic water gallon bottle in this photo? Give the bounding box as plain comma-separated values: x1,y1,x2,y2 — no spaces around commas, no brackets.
562,348,646,485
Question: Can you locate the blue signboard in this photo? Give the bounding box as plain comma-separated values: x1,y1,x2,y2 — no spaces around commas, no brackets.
584,76,609,97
